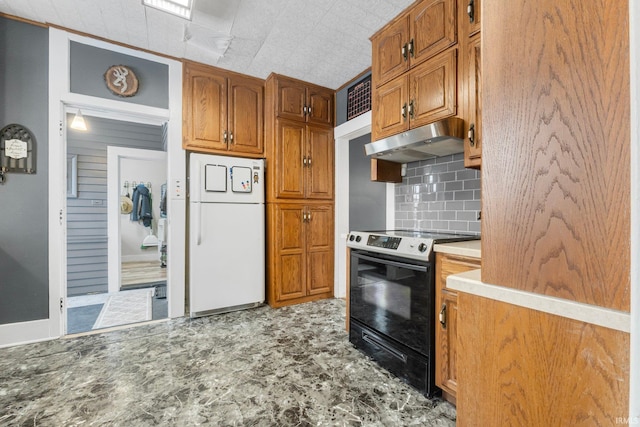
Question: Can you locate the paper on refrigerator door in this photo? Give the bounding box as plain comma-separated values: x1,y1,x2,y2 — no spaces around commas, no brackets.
231,166,252,193
205,164,227,192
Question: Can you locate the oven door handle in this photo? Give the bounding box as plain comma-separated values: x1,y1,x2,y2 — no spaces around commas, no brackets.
352,252,429,272
362,331,408,363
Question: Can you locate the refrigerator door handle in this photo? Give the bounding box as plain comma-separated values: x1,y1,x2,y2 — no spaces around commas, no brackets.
195,201,202,245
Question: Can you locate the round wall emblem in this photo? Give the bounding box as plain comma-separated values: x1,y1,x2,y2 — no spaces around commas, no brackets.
104,65,139,97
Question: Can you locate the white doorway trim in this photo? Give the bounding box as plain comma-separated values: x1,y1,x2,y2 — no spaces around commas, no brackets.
333,112,395,299
44,28,185,343
107,147,167,294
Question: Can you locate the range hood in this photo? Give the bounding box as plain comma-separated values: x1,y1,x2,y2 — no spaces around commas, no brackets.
364,117,465,163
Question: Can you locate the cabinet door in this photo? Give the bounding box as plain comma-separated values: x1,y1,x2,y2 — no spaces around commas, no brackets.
306,125,334,200
466,0,481,37
273,204,306,302
435,253,481,402
306,205,334,296
307,87,334,126
275,77,307,121
228,76,264,154
183,65,227,151
409,48,457,128
410,0,457,66
274,119,306,199
439,288,458,394
464,34,481,168
372,75,410,141
372,15,410,87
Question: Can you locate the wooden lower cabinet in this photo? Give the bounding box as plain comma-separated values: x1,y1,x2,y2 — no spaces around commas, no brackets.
266,203,334,307
435,252,481,404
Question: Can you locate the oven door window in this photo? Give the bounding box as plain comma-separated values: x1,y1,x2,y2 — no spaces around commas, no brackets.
350,251,432,355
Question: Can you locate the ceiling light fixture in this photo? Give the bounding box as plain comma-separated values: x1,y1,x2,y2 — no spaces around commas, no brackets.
70,110,87,131
142,0,193,20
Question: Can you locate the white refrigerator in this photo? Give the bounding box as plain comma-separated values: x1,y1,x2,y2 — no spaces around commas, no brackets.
188,152,265,317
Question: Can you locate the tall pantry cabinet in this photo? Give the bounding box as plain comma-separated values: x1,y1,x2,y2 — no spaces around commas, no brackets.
265,74,335,308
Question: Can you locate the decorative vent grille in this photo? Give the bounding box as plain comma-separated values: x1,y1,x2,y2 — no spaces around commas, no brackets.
347,75,371,121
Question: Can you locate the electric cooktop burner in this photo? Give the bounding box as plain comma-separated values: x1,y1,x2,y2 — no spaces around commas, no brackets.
346,229,479,261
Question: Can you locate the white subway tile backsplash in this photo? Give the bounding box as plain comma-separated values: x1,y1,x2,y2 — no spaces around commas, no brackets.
395,153,481,235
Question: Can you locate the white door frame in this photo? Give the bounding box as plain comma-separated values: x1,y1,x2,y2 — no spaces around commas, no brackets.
107,146,167,294
333,112,395,299
45,28,185,341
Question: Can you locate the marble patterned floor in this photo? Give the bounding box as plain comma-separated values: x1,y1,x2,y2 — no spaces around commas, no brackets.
0,299,456,426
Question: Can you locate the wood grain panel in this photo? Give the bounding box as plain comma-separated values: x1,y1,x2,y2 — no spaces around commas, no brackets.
274,119,305,199
434,253,480,403
481,0,630,311
457,293,630,426
371,15,410,88
410,0,457,65
410,48,457,127
228,75,263,154
372,75,409,140
306,125,334,200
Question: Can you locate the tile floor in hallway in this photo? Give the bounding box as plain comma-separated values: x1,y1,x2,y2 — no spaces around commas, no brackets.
0,299,456,426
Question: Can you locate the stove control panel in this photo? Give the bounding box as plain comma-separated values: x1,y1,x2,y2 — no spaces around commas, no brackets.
366,235,401,249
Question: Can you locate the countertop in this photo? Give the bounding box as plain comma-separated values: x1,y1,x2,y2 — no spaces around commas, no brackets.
433,239,481,258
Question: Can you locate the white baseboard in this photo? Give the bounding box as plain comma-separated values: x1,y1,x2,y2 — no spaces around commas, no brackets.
0,318,58,348
121,253,159,263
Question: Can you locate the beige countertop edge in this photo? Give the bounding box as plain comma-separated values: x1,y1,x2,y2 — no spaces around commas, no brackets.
447,269,630,333
433,240,481,258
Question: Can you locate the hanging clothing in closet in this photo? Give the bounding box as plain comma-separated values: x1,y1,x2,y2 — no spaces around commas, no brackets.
131,183,153,227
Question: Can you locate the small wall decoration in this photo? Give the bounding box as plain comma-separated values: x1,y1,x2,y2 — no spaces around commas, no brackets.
0,123,37,184
104,65,139,97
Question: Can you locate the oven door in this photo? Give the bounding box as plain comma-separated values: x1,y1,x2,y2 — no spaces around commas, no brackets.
349,250,434,355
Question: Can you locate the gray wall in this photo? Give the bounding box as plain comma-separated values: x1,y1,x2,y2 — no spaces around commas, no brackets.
70,42,169,109
395,153,481,234
349,133,386,231
67,115,164,296
0,17,49,325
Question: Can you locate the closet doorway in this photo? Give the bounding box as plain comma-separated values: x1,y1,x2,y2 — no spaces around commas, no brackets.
65,114,168,334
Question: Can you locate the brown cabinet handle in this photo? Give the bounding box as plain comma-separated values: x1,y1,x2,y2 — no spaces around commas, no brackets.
468,123,475,147
223,131,228,143
408,39,414,58
408,100,415,119
467,0,475,23
303,156,307,166
402,103,407,120
439,303,447,327
307,156,311,167
229,132,234,144
402,43,408,61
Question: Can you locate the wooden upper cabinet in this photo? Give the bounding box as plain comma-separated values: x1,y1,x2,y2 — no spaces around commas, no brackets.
411,0,457,65
410,48,457,128
228,75,264,154
183,62,264,156
371,16,410,87
371,0,457,88
464,33,481,168
372,49,457,141
272,74,334,126
184,64,227,151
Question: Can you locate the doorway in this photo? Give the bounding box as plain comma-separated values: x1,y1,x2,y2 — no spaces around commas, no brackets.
65,115,168,334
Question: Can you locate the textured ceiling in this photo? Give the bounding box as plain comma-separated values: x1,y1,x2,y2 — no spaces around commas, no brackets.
0,0,414,89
